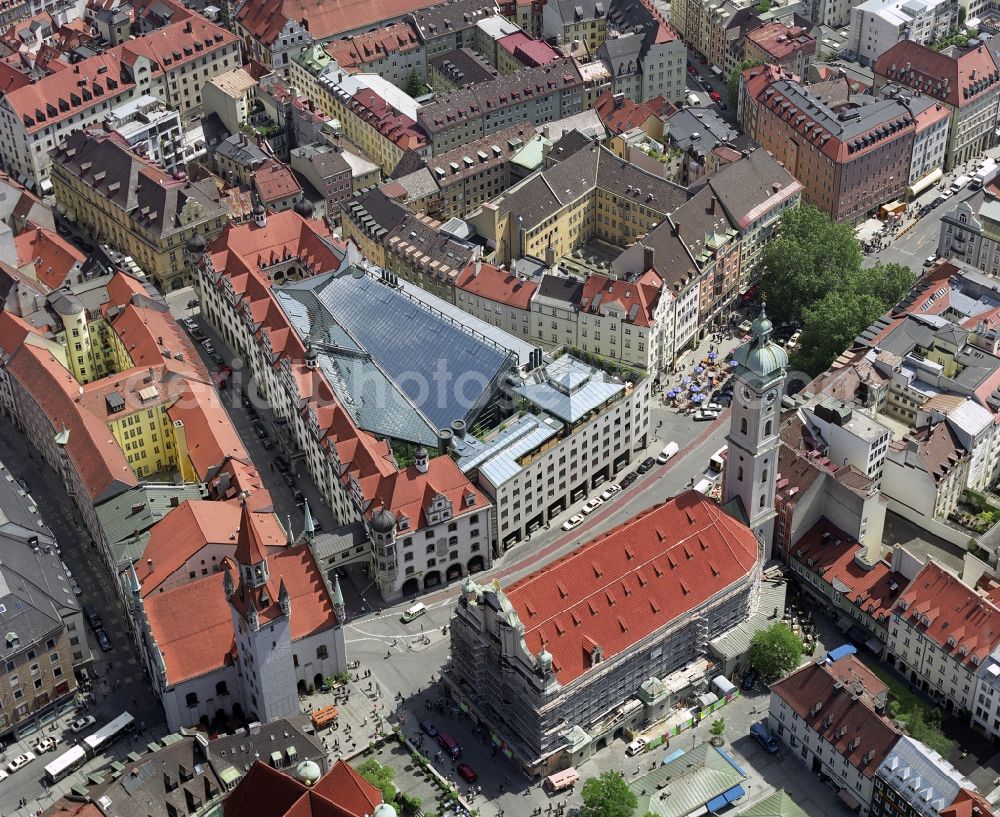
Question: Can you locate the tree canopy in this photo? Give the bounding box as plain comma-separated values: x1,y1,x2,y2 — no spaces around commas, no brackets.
760,205,915,375
747,622,803,681
580,771,638,817
356,758,397,806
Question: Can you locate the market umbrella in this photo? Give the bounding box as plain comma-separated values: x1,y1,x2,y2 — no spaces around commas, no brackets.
729,358,738,367
690,383,700,392
692,393,705,403
708,351,718,360
694,366,704,374
683,376,692,384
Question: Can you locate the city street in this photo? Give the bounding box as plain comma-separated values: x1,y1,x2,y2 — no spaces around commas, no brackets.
0,416,169,817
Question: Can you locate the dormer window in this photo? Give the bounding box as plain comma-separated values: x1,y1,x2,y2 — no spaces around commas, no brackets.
898,600,909,611
947,636,956,647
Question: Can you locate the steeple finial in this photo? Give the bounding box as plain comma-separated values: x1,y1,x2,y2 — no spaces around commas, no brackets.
303,499,316,540
333,572,346,625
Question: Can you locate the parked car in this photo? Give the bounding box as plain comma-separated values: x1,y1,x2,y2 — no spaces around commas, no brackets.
253,424,268,440
919,204,933,217
0,768,7,782
274,456,289,473
625,737,648,756
281,471,296,488
402,602,427,623
56,222,72,237
750,723,779,754
70,579,82,596
201,339,215,353
695,408,720,421
581,497,604,515
599,483,621,501
95,629,112,652
561,514,584,531
34,736,59,753
261,439,274,451
16,478,30,494
419,719,438,737
186,299,200,308
923,255,938,267
620,472,639,488
457,762,478,783
931,196,946,208
182,317,197,331
7,751,35,772
637,456,656,474
436,732,462,758
709,90,721,102
741,670,758,691
82,603,101,630
69,715,97,733
291,488,304,502
210,352,226,366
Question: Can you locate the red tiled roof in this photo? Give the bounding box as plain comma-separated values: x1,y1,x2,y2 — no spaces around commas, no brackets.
14,222,85,289
166,379,249,480
7,344,138,502
497,32,561,67
143,570,236,684
204,210,345,285
324,21,421,71
223,759,382,817
789,520,903,625
505,491,759,683
136,499,287,596
579,269,662,328
593,89,659,136
454,260,538,309
941,789,996,817
237,0,434,44
233,500,277,568
825,654,889,702
148,541,335,683
367,455,486,530
771,661,899,777
255,161,304,205
897,561,1000,669
875,40,1000,109
347,87,429,150
745,22,815,62
5,12,236,132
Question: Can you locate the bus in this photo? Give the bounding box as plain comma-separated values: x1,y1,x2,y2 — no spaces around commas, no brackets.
44,745,87,784
83,711,135,756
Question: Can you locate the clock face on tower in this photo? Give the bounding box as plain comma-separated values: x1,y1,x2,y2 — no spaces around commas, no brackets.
740,385,754,402
764,388,779,405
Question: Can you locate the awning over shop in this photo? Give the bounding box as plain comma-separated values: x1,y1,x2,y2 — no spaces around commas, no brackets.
908,167,943,198
724,785,746,804
707,794,729,813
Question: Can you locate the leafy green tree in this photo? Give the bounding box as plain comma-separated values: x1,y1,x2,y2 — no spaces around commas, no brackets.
405,70,424,97
580,771,638,817
792,290,886,375
726,58,764,110
849,262,915,307
357,758,397,805
760,204,863,324
710,717,726,736
748,622,803,681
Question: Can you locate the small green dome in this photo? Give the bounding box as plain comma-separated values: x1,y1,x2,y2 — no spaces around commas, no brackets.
295,760,322,786
732,304,788,379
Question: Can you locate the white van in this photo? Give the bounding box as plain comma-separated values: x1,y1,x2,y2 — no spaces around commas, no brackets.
400,603,427,623
708,446,727,472
625,738,648,756
657,441,679,464
693,478,714,494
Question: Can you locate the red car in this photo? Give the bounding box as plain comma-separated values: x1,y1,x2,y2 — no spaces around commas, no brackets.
457,763,478,783
687,64,696,74
709,91,721,102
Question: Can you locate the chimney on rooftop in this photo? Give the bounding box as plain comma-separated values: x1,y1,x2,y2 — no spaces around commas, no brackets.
643,245,655,270
708,196,716,214
147,558,153,570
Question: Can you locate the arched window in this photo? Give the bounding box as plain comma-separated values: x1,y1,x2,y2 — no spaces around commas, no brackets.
216,681,229,696
740,417,748,434
764,420,772,436
761,469,768,484
759,495,766,508
186,692,199,708
737,466,744,481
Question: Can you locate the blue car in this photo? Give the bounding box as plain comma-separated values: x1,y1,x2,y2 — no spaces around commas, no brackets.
750,722,779,754
419,720,438,737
